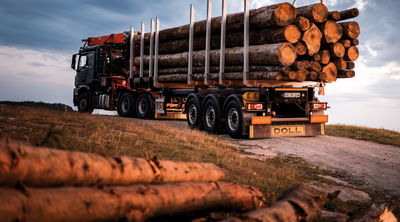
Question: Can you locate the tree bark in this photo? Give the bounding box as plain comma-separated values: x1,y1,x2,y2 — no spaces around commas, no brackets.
296,4,328,23
134,43,297,68
345,46,359,61
295,16,311,31
222,184,331,222
157,71,283,82
302,23,323,56
328,11,341,21
136,25,301,55
151,66,290,76
322,62,338,83
338,8,359,21
0,182,266,222
329,42,345,58
318,20,343,43
133,3,296,44
0,140,225,187
337,70,355,78
339,22,360,39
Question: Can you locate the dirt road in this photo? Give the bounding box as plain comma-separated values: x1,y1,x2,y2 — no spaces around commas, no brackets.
116,117,400,196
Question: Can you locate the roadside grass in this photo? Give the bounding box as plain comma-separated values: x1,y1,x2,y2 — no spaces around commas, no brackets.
0,105,317,203
326,124,400,147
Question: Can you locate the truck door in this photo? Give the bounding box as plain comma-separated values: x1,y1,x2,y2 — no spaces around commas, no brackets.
75,52,95,86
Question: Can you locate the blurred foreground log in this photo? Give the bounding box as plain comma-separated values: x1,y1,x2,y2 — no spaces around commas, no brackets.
0,140,225,187
0,182,266,222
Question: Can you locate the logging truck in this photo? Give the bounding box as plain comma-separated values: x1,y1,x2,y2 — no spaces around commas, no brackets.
71,2,332,139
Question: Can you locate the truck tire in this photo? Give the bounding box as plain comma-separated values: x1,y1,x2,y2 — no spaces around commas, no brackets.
186,96,202,129
136,94,154,119
117,93,136,117
77,92,94,114
202,98,221,134
225,100,243,138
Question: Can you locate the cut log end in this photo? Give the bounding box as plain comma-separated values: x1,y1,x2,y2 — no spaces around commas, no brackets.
274,3,297,26
278,43,297,66
302,23,323,56
322,20,343,43
340,21,361,39
328,11,341,21
346,46,359,61
295,42,307,56
284,25,302,44
330,42,345,58
322,62,338,83
295,16,311,31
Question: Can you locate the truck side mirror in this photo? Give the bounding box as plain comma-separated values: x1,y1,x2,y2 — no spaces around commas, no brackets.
71,54,77,70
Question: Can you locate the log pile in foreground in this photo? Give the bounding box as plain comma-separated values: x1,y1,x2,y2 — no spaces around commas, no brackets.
130,3,360,84
0,140,397,221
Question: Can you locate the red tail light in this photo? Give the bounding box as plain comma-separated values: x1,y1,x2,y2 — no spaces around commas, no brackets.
247,103,264,110
313,103,327,110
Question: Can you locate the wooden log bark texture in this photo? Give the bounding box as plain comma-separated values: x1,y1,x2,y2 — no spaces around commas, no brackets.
0,140,225,187
0,182,267,222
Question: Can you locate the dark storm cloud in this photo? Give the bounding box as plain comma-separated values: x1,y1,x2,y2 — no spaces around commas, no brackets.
0,0,192,52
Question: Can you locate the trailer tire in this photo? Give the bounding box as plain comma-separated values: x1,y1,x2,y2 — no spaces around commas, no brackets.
225,100,243,138
202,98,221,134
117,93,136,117
136,94,154,119
77,92,94,114
186,96,202,129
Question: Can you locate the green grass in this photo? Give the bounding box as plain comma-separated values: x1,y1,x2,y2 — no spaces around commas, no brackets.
326,124,400,147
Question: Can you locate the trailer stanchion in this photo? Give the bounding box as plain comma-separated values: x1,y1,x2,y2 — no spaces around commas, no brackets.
154,18,160,87
129,26,134,81
204,0,212,86
219,0,227,85
149,19,154,78
243,0,249,86
188,4,194,84
140,22,145,78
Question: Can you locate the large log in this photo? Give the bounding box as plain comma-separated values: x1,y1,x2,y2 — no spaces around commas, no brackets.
136,25,301,55
345,46,359,61
296,3,328,23
328,11,341,21
133,3,296,44
294,42,307,55
222,184,331,222
134,43,297,68
157,71,283,82
0,140,225,187
302,23,323,56
318,50,331,64
150,65,290,76
322,62,338,83
318,20,343,43
338,8,359,21
329,42,345,58
0,182,266,222
340,22,361,39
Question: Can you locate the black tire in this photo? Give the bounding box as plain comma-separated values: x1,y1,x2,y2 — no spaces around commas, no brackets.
117,93,136,117
136,94,154,119
77,92,94,114
202,98,221,134
186,96,202,129
225,100,243,138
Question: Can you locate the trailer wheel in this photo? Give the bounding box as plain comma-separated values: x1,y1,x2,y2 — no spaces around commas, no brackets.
225,100,243,138
202,99,221,134
136,94,153,119
186,97,202,129
117,93,136,117
77,92,94,114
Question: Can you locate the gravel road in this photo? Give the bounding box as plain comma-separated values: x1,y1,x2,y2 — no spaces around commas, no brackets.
115,116,400,196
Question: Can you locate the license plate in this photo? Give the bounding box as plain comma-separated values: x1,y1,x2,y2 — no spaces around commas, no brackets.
271,125,305,137
282,92,301,98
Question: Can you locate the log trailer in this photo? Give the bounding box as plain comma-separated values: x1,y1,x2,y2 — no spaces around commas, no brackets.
71,1,329,139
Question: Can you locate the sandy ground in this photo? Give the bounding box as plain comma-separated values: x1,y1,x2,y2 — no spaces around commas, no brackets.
113,116,400,196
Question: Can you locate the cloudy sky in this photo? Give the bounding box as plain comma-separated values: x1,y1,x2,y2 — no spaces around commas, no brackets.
0,0,399,131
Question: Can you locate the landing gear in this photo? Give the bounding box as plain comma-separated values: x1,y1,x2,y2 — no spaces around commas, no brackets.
77,92,94,114
117,93,136,117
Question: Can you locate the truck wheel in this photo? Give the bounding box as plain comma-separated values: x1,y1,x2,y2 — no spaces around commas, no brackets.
202,99,221,134
117,93,136,117
225,100,243,138
186,97,202,129
136,94,154,119
77,92,94,114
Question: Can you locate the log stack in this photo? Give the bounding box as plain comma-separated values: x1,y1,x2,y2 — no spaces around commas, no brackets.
130,3,360,84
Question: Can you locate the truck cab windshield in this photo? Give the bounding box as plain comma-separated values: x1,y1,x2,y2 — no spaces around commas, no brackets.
78,55,88,70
